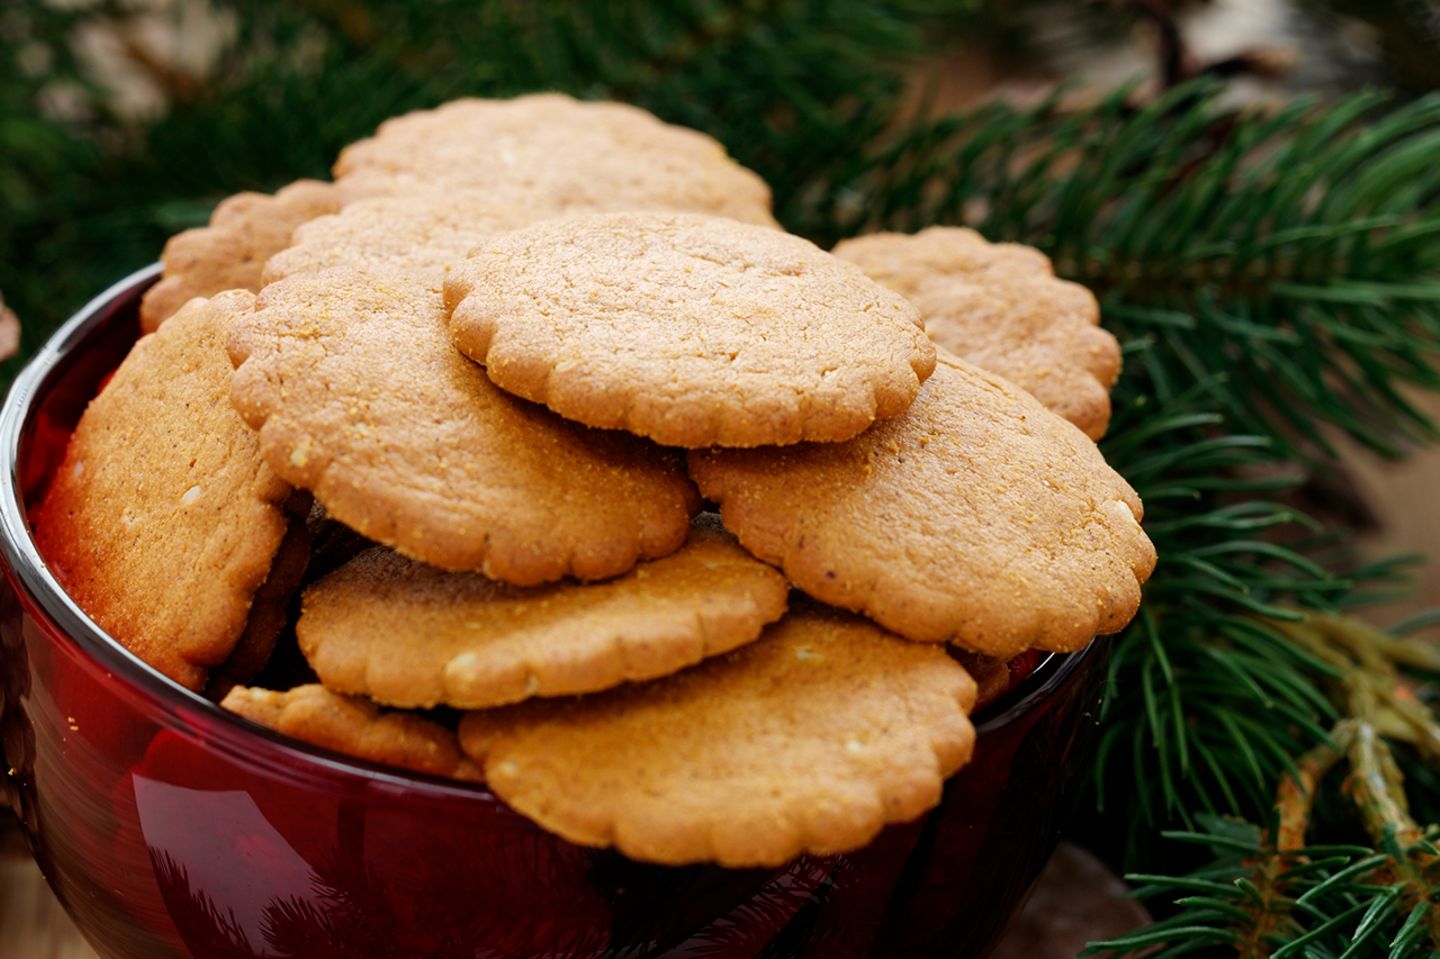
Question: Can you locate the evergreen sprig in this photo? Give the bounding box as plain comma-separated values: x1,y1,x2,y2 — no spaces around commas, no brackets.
802,83,1440,457
1090,817,1440,959
4,3,1440,953
808,80,1440,850
848,85,1440,948
1090,705,1440,958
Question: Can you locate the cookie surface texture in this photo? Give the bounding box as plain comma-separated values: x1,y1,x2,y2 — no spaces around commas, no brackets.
262,190,535,284
833,227,1120,439
334,94,777,226
689,351,1157,657
228,265,698,583
222,685,482,782
459,603,976,867
446,212,935,448
299,516,789,709
139,180,341,333
34,292,293,689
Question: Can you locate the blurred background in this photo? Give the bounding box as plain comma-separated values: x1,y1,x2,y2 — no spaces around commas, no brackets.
3,2,1439,957
5,0,1440,364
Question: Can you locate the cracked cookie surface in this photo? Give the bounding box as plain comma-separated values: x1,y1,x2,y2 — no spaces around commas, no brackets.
459,602,976,867
299,517,788,709
446,212,934,448
35,291,293,689
262,189,536,284
690,350,1156,656
335,94,777,227
228,265,698,584
834,227,1120,439
140,180,341,332
223,684,482,782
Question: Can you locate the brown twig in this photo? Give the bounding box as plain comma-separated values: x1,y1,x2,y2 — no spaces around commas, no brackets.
1342,722,1440,947
1275,731,1349,854
1264,611,1440,949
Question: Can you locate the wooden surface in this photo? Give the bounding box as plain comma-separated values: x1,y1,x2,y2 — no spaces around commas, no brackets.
0,828,99,959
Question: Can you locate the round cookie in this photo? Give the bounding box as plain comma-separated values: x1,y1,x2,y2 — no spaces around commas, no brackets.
34,291,294,690
334,94,778,227
689,350,1157,657
140,180,341,333
262,189,537,285
298,516,789,710
222,685,482,783
446,212,936,448
833,227,1121,440
458,602,977,867
228,265,699,584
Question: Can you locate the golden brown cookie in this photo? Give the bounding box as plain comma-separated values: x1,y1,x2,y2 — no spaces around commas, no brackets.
228,265,699,584
298,516,789,710
459,602,976,866
833,227,1121,440
446,212,935,448
689,351,1157,657
34,292,293,690
334,94,777,227
139,180,341,333
222,685,482,783
262,189,535,285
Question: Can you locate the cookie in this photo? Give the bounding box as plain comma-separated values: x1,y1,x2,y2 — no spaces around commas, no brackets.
446,212,935,448
34,292,294,690
228,265,700,583
222,685,482,783
833,227,1121,439
689,350,1157,657
334,94,777,227
262,189,536,285
459,602,976,867
139,180,341,333
298,516,789,710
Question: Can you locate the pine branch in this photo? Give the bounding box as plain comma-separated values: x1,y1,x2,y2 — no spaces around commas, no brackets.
797,83,1440,458
1089,612,1439,958
1088,729,1440,959
783,85,1440,865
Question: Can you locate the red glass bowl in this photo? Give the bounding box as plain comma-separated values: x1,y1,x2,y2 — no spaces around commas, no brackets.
0,266,1108,959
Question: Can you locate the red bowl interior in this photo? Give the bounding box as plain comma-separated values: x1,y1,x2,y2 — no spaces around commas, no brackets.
0,266,1108,959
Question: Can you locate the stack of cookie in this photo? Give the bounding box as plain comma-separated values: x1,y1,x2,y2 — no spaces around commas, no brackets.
34,94,1156,867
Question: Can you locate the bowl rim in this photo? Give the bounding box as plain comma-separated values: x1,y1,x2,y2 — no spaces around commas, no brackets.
0,264,1096,798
